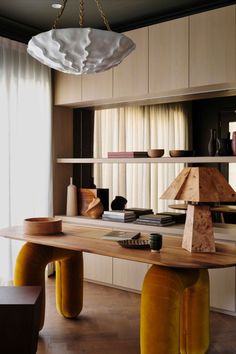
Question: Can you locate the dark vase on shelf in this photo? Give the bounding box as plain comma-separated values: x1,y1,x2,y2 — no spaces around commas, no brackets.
216,138,230,156
232,131,236,156
208,129,216,156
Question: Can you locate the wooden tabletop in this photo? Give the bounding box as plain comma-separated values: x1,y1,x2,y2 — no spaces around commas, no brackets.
0,222,236,269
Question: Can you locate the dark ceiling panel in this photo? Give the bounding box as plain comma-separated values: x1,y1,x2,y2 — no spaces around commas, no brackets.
0,0,234,43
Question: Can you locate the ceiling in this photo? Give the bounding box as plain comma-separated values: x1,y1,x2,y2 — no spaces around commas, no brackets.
0,0,234,43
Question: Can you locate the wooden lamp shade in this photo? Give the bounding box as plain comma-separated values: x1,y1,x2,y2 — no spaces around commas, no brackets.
161,167,236,252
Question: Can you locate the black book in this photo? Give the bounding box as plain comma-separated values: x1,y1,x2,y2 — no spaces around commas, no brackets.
125,208,154,217
158,212,186,224
134,219,175,227
138,214,173,223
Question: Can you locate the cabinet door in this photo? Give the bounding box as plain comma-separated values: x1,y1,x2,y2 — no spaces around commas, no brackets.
113,27,148,98
209,267,236,312
83,253,112,284
82,70,113,101
54,71,82,105
190,5,236,87
113,258,148,291
149,17,188,94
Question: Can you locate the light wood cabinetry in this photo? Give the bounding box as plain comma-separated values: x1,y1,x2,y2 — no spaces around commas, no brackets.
209,267,236,312
149,17,188,93
54,72,82,105
53,5,236,107
189,5,236,87
82,70,113,101
83,253,113,284
113,259,148,291
113,27,148,98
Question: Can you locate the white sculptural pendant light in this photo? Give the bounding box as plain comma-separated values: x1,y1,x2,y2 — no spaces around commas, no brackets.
27,0,136,75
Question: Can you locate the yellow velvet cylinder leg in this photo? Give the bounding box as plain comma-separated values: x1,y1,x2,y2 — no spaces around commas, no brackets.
180,269,209,354
14,242,83,330
56,252,83,318
140,265,199,354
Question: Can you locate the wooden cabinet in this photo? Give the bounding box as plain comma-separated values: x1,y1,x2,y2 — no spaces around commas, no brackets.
83,254,148,292
189,5,236,87
83,253,113,284
113,27,148,98
54,71,82,105
209,267,236,312
113,259,148,291
149,17,188,94
82,70,113,101
53,5,236,107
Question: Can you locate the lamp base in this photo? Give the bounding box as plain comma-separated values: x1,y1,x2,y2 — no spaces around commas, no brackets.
182,204,216,253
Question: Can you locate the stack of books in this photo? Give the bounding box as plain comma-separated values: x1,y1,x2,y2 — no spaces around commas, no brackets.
134,213,175,226
102,210,136,223
159,212,186,224
125,208,153,218
108,151,148,158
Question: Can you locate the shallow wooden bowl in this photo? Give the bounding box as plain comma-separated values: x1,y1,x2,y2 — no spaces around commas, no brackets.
24,217,62,235
169,150,193,157
147,149,164,158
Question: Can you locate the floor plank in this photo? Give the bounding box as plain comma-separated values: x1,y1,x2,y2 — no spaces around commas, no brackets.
37,277,236,354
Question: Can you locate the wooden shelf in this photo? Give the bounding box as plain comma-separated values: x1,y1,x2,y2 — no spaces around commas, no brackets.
57,156,236,164
58,215,236,243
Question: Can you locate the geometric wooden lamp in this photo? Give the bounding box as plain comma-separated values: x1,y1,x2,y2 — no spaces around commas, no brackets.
161,167,236,253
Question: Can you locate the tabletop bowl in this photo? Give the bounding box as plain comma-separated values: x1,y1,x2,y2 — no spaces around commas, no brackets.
24,217,62,235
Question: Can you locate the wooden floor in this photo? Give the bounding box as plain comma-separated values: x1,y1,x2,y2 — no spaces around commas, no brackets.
37,277,236,354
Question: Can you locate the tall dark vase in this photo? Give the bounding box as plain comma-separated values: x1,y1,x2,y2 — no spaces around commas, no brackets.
208,128,216,156
232,131,236,156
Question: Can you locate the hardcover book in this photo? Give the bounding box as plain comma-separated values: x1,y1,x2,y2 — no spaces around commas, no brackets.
108,151,148,158
103,210,136,218
138,214,173,223
102,230,140,241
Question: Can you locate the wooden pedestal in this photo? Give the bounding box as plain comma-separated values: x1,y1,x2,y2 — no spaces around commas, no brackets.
0,286,42,354
182,204,216,253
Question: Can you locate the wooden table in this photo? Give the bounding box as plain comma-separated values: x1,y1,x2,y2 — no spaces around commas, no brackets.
1,222,236,354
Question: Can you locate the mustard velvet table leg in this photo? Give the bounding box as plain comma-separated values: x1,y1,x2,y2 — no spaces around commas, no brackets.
14,242,83,330
180,269,209,354
140,265,199,354
56,252,83,318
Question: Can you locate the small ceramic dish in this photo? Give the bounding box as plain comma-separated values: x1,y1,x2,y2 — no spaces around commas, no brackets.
117,239,150,249
147,149,164,158
24,217,62,235
169,150,193,157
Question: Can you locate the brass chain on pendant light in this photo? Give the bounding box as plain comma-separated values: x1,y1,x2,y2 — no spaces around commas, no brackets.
94,0,111,31
79,0,84,27
52,0,111,31
52,0,68,29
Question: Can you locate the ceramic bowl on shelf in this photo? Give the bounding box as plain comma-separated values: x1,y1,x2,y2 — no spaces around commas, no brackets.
147,149,164,158
23,217,62,235
169,150,193,157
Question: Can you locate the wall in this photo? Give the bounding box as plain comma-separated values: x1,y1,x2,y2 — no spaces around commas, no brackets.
192,96,236,156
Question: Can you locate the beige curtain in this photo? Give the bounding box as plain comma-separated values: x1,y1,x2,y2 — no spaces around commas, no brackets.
0,36,52,284
94,103,191,212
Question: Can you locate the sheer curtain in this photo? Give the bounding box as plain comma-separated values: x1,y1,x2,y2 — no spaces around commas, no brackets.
0,37,52,284
94,103,190,212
